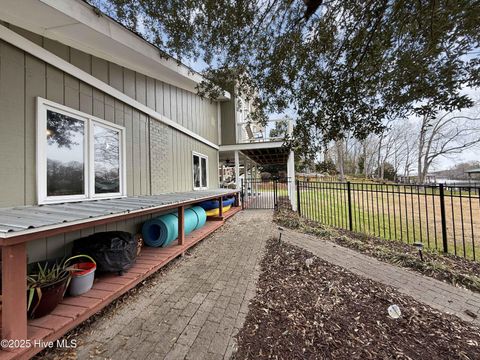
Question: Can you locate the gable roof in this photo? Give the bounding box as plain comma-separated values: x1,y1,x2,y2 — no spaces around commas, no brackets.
0,0,230,99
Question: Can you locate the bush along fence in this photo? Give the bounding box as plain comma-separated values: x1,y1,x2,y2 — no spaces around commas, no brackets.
296,180,480,261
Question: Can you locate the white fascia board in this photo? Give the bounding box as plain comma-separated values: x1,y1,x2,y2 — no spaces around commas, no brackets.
0,23,219,150
219,142,285,152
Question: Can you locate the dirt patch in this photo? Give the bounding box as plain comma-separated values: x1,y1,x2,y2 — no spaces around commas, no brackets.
234,238,480,359
274,208,480,293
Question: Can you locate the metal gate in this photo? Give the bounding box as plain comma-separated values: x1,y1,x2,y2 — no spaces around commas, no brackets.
241,178,292,209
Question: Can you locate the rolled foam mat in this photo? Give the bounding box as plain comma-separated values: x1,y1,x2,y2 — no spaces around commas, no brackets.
142,213,178,247
198,197,235,210
205,204,232,217
190,206,207,229
142,206,208,247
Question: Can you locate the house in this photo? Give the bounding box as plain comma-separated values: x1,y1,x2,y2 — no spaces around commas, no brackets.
0,0,294,358
218,87,296,207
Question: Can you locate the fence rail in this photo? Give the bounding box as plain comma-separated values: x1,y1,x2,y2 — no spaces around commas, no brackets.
242,178,292,209
296,180,480,261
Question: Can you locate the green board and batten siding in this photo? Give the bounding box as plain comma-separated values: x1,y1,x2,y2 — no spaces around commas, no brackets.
0,24,220,261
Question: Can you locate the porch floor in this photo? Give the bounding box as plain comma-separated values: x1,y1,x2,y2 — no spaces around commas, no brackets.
0,207,241,360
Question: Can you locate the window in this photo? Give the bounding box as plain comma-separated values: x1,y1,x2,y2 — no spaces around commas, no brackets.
37,98,126,204
192,152,208,190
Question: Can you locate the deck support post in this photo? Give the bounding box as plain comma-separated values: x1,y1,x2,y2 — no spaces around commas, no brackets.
287,150,296,211
234,151,240,189
178,205,185,246
2,243,28,342
234,192,240,207
218,197,224,218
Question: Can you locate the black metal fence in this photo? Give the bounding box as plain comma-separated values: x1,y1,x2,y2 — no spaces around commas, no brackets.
296,180,480,261
242,178,292,209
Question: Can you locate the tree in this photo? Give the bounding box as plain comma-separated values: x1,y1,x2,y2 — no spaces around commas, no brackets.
416,105,480,183
315,159,337,175
90,0,480,151
375,162,397,181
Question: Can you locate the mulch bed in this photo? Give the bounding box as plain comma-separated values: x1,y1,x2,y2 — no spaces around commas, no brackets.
274,208,480,293
234,238,480,360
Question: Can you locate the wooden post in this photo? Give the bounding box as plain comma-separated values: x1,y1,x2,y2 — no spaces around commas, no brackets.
2,243,28,342
218,197,223,218
234,192,240,207
178,206,185,246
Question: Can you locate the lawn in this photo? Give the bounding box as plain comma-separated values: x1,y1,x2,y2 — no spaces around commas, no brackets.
298,183,480,260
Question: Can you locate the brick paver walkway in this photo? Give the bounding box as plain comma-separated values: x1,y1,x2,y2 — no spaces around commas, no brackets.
65,210,274,360
282,228,480,324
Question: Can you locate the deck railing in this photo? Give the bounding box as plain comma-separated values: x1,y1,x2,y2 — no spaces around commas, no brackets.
296,180,480,261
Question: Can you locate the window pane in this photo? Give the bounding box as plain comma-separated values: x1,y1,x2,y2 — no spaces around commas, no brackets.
193,155,200,188
47,110,85,196
94,124,120,194
201,157,207,188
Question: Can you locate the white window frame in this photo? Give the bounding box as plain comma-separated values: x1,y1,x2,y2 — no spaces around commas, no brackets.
37,97,127,204
192,151,209,190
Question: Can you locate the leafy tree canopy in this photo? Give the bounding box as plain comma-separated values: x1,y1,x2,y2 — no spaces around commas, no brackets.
89,0,480,156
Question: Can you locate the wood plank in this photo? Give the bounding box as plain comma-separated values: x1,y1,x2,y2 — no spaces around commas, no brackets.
95,275,134,285
135,258,161,265
50,304,84,319
61,296,102,309
70,48,91,74
0,42,25,207
25,55,46,206
79,289,114,300
91,57,109,83
29,315,71,331
91,282,123,292
109,62,123,92
135,73,146,105
2,243,27,341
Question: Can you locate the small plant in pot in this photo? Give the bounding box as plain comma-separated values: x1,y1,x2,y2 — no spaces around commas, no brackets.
27,261,71,319
64,255,96,296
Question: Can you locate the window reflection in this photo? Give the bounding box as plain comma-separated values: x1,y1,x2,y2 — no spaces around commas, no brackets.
47,110,85,196
94,124,120,194
201,157,207,188
193,155,201,188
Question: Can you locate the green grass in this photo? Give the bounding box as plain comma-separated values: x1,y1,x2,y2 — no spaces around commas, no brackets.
298,188,479,260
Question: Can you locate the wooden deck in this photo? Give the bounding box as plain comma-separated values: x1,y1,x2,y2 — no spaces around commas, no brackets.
0,206,241,360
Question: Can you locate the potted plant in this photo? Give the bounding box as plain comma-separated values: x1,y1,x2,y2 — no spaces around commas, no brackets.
27,260,70,319
64,255,96,296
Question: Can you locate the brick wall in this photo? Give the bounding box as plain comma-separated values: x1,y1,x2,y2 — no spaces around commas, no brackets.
150,119,173,193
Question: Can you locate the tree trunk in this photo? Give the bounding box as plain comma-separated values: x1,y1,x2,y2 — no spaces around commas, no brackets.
336,140,345,181
417,117,427,184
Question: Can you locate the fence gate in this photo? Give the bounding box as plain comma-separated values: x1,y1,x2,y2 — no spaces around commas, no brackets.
241,178,292,209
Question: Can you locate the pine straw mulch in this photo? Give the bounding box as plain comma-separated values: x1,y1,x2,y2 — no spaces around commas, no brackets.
234,238,480,360
274,208,480,294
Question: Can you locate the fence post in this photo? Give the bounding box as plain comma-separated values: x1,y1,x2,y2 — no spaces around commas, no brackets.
241,178,245,210
274,179,278,210
347,181,353,231
296,180,301,216
439,184,448,253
